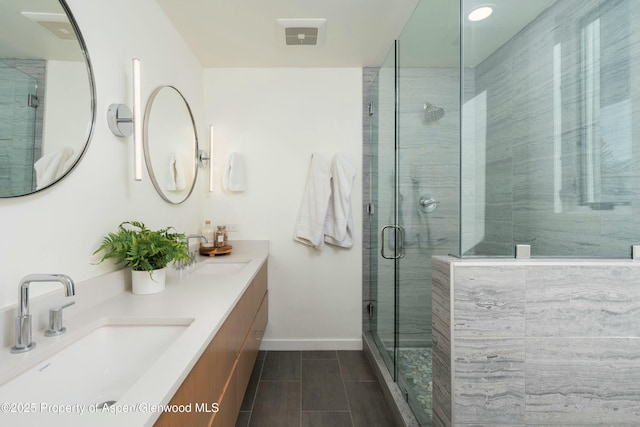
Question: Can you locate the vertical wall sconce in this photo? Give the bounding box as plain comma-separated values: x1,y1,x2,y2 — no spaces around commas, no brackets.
208,125,214,192
198,125,214,192
107,58,143,181
131,59,142,181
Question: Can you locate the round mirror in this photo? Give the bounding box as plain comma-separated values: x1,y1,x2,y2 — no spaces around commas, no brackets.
143,86,198,204
0,0,95,197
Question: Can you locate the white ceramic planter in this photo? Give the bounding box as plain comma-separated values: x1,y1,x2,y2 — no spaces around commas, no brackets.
131,267,167,295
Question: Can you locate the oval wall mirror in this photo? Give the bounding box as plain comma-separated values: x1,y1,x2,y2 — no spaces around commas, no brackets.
0,0,96,198
143,86,198,204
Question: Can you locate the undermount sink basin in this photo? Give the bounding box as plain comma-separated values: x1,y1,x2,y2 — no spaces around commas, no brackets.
0,319,192,407
194,260,249,276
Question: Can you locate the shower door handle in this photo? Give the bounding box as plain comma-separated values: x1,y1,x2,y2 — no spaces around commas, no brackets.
380,225,405,259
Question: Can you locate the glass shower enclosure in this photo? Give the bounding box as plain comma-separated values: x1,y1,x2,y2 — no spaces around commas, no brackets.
366,0,640,425
0,61,39,196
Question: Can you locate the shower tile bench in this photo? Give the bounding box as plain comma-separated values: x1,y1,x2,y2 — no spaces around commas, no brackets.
432,256,640,426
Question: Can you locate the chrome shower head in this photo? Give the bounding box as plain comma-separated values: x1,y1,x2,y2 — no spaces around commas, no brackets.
423,102,445,122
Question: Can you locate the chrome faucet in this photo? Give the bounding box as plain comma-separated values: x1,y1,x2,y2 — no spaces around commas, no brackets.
11,274,76,353
176,234,208,270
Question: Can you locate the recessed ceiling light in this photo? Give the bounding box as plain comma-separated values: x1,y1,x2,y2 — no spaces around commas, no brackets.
468,5,494,22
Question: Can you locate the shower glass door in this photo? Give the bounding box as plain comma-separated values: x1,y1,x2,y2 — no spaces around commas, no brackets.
370,41,398,377
368,1,460,425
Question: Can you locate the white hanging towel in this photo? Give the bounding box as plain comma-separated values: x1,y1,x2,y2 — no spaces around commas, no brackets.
324,153,356,248
165,153,186,191
294,153,332,249
223,152,246,192
34,147,75,190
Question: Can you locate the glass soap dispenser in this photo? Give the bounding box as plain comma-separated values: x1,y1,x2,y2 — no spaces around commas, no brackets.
201,220,215,248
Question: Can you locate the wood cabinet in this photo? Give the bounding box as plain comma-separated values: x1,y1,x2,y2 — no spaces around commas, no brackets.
155,263,268,427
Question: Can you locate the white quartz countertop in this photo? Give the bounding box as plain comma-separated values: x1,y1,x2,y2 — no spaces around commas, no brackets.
0,240,269,427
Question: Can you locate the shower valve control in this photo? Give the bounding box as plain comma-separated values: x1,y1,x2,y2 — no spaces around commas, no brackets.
419,196,439,213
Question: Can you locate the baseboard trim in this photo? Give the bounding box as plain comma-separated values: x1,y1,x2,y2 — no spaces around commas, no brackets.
260,338,362,351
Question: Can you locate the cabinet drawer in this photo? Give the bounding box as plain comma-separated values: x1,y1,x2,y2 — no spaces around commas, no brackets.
234,263,268,353
209,367,240,427
237,292,268,403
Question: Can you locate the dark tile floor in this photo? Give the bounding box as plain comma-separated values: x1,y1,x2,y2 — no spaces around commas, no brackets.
235,350,397,427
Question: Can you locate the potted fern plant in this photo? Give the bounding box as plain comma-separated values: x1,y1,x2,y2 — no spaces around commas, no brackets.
94,221,190,294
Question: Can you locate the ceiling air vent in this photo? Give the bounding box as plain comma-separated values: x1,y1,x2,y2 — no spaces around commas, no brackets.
21,12,76,40
276,19,326,47
285,27,318,46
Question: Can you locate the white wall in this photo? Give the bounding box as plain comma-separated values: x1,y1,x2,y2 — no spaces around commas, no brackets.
0,0,205,308
203,68,363,350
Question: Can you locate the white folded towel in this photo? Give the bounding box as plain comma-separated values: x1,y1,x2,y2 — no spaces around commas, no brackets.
165,153,186,191
324,153,356,248
223,152,246,192
294,153,332,249
34,147,75,190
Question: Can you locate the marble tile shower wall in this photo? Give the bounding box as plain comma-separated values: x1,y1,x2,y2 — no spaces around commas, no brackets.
468,0,640,257
396,67,460,346
0,59,45,195
363,67,377,335
432,257,640,426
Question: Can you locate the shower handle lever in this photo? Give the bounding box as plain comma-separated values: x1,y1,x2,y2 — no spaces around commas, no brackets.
380,225,405,260
419,196,439,213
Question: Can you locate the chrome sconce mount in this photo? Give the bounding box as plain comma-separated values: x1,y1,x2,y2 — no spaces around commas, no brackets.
198,149,210,168
106,58,143,181
107,104,133,137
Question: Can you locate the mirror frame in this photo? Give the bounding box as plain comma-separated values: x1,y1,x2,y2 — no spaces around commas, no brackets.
2,0,97,198
143,85,199,204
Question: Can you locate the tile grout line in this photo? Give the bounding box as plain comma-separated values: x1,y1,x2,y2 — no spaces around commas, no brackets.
245,350,266,427
336,351,357,427
300,351,303,427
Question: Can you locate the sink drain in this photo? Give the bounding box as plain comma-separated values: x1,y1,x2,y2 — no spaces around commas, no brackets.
96,400,117,409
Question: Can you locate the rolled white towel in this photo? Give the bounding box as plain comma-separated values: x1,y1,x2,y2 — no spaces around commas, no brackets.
223,152,246,192
34,147,75,190
165,153,186,191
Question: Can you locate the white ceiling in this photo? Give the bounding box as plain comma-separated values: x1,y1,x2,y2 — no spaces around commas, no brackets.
157,0,558,68
1,0,558,68
155,0,420,67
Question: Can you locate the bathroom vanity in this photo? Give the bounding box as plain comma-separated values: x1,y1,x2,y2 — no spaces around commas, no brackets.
0,240,269,427
155,259,268,426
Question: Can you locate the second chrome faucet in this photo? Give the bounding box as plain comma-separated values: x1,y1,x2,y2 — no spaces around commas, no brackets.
176,234,208,270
